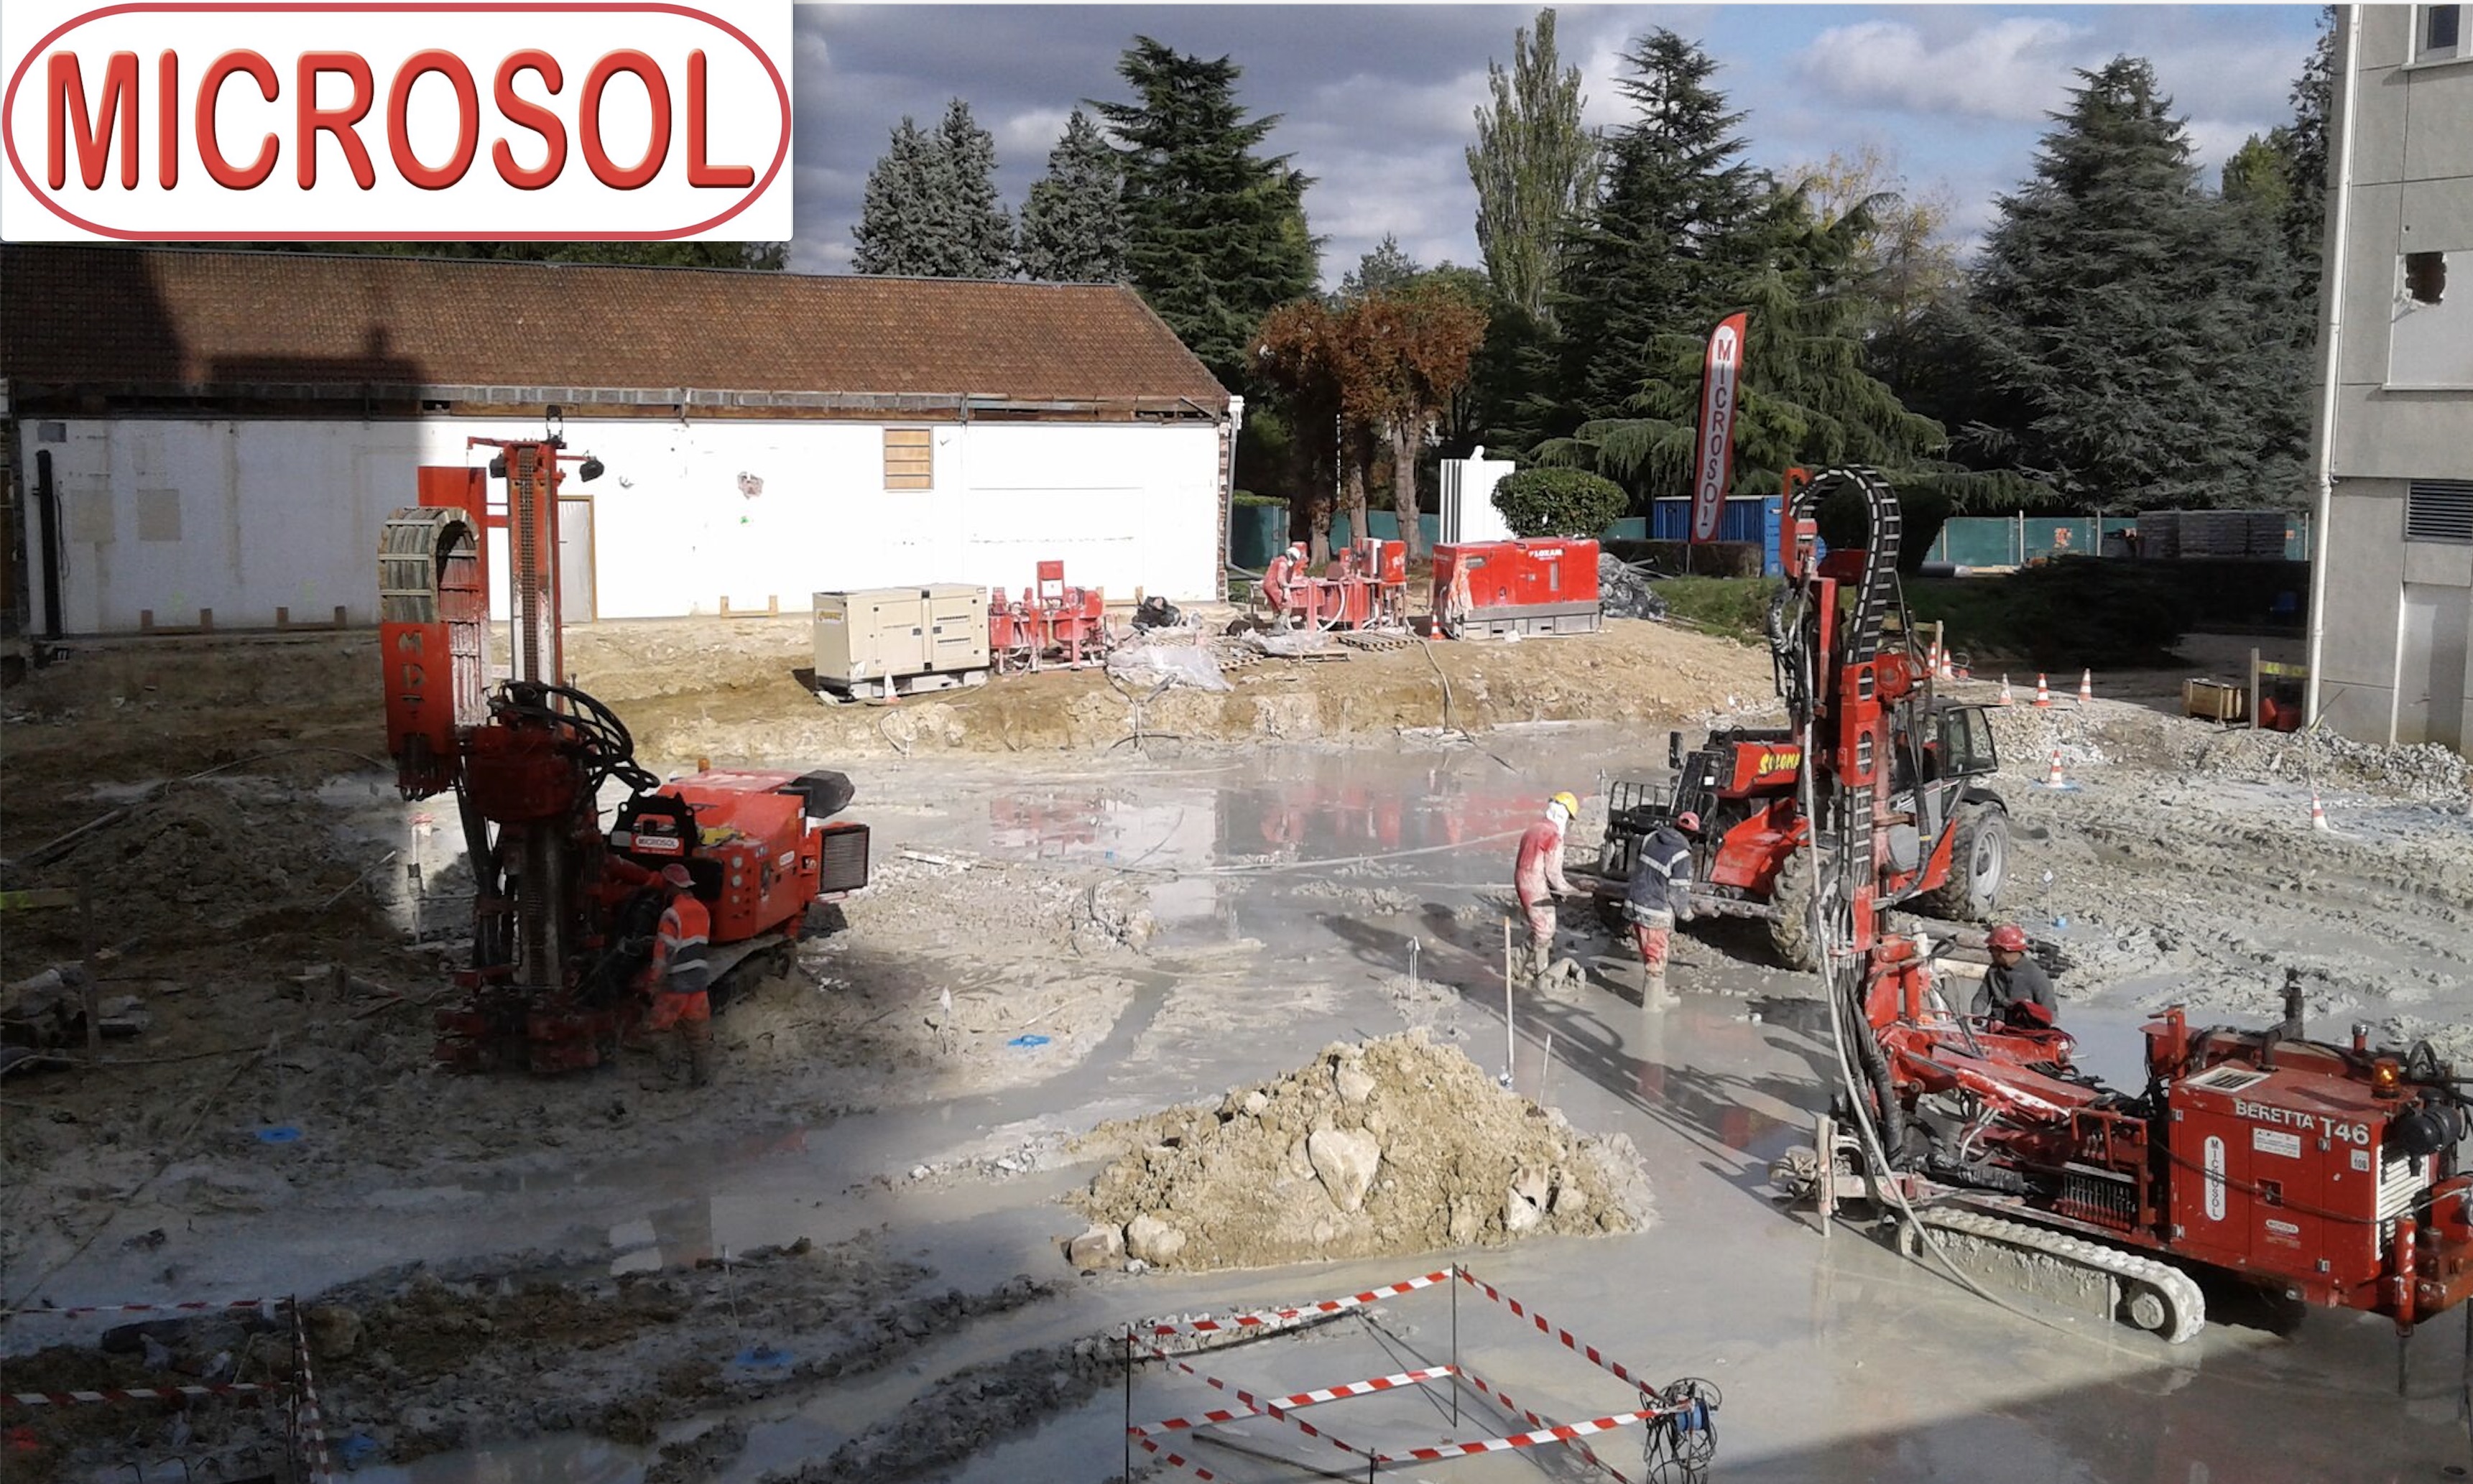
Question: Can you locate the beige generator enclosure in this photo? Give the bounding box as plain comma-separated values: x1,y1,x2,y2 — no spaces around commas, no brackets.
813,585,993,700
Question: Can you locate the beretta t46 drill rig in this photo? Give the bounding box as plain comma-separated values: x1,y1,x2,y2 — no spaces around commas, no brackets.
379,419,869,1073
1760,468,2471,1345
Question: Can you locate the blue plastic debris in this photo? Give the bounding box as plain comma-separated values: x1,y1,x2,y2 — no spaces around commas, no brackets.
255,1126,302,1144
731,1344,794,1371
1007,1034,1051,1049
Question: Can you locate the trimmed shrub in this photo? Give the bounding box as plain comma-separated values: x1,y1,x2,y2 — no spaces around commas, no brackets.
1492,468,1628,538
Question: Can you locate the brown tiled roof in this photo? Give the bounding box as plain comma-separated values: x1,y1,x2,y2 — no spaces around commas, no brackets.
0,246,1227,408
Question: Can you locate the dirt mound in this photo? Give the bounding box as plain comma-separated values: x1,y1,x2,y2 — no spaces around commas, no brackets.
1067,1032,1650,1272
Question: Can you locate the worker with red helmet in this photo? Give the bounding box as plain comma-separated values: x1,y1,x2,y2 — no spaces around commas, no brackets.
1976,924,2059,1029
644,863,718,1086
1624,811,1700,1010
1512,792,1580,986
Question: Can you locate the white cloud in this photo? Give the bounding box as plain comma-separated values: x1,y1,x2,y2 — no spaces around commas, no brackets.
1792,17,2083,122
997,107,1070,162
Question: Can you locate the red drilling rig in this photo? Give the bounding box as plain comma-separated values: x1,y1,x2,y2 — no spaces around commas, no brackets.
1762,468,2471,1344
379,419,869,1073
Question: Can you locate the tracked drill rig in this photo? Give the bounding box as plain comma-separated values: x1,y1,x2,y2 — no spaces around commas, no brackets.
379,421,869,1073
1764,468,2472,1344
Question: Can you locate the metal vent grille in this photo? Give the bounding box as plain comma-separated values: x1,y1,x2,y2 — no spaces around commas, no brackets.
2406,480,2473,543
818,823,871,895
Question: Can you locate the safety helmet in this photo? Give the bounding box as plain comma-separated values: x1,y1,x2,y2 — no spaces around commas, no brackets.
1987,924,2029,952
1550,791,1581,817
661,863,695,889
1673,810,1702,833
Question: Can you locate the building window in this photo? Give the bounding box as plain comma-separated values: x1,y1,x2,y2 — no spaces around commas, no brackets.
2421,5,2465,61
2405,251,2448,305
2406,480,2473,543
883,428,933,490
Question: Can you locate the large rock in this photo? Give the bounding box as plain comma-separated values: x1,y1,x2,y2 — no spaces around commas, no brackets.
1066,1224,1125,1273
1124,1213,1187,1266
1307,1128,1381,1214
1333,1063,1377,1105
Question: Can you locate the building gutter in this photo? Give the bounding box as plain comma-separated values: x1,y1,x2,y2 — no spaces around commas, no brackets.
2305,4,2362,728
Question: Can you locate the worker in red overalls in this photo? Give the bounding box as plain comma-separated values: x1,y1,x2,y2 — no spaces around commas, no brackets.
644,863,717,1087
1512,792,1579,987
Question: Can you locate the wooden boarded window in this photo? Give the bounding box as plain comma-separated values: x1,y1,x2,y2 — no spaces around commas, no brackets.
884,429,933,490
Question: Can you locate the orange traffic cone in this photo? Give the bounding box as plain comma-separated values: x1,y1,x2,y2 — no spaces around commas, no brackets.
2034,674,2053,708
2043,747,2068,788
1997,675,2015,705
2310,792,2331,831
2079,669,2094,705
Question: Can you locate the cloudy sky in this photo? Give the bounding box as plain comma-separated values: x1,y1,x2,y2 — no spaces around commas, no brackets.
789,4,2326,283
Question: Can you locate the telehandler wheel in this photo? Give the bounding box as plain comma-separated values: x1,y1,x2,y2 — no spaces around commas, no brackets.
1767,847,1821,973
1921,802,2010,922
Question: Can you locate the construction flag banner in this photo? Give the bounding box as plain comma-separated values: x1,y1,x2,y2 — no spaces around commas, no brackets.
1688,311,1748,544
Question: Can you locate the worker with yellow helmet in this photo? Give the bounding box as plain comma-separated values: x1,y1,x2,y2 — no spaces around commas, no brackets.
1512,791,1582,987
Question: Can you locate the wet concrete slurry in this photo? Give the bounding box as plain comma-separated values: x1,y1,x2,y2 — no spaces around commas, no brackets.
66,733,2473,1483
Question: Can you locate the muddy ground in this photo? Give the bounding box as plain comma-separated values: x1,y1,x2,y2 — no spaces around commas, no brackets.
3,613,2469,1484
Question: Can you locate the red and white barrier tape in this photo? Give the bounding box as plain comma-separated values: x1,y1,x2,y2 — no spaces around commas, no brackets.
1132,1365,1458,1434
5,1383,283,1407
1379,1405,1658,1462
7,1299,285,1320
1142,1271,1450,1340
1140,1345,1372,1461
1454,1268,1655,1393
1132,1433,1219,1483
1455,1365,1635,1484
290,1302,337,1484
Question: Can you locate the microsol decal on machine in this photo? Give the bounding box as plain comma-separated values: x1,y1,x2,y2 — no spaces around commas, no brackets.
2203,1135,2227,1222
0,1,791,241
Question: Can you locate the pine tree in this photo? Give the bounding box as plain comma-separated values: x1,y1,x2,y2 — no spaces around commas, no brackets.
851,103,1011,279
1017,110,1129,282
1552,30,1773,430
1094,37,1318,386
933,98,1014,278
1959,57,2308,509
1465,8,1596,325
852,117,946,277
1339,235,1420,301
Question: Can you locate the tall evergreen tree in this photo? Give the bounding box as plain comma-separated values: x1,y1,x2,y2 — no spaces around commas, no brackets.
852,103,1011,279
1465,8,1596,325
1957,57,2308,509
1552,30,1774,430
933,98,1015,278
853,117,948,277
1017,109,1129,282
1094,37,1318,386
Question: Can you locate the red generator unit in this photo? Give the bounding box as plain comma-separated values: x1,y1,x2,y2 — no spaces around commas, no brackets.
1432,538,1602,639
989,560,1111,673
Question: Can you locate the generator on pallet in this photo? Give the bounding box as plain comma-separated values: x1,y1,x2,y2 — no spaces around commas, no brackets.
1432,538,1601,639
811,585,990,701
989,560,1112,673
1259,537,1409,631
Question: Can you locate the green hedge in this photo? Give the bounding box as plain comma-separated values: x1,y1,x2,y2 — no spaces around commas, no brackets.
1493,468,1628,538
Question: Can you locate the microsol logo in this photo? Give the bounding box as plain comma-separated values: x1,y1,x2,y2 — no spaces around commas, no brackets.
0,1,790,241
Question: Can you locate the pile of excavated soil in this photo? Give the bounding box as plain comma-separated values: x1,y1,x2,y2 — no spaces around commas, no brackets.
1067,1033,1650,1272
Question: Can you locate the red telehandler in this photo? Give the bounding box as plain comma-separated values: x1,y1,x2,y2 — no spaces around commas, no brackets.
379,420,869,1073
1759,468,2471,1345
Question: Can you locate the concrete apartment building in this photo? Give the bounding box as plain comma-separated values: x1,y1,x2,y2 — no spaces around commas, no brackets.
2308,4,2473,751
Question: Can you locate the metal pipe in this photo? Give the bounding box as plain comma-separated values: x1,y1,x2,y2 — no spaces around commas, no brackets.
2306,5,2362,728
34,449,62,639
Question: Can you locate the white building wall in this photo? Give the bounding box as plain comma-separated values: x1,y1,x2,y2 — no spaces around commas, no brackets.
19,413,1226,634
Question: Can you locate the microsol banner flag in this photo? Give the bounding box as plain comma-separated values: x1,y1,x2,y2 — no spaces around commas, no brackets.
1688,311,1748,544
0,1,792,242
